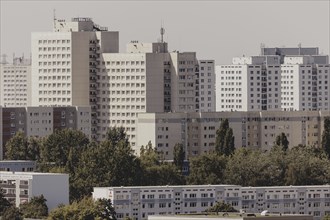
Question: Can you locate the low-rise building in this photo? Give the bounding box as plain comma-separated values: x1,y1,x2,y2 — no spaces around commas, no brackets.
137,111,330,159
93,184,330,220
0,171,69,210
0,106,91,159
0,160,36,172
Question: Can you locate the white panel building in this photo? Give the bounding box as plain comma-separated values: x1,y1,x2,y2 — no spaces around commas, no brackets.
31,17,203,151
93,184,330,220
0,57,31,107
0,172,69,211
216,56,282,111
215,47,329,112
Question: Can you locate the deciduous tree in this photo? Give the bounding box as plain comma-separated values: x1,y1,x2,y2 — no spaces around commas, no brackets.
275,132,289,151
322,117,330,158
205,201,237,212
0,187,11,216
48,197,117,220
20,195,48,219
1,206,23,220
173,143,185,171
215,119,235,156
188,153,227,185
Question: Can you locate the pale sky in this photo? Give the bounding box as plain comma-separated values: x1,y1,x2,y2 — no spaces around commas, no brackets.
0,0,329,64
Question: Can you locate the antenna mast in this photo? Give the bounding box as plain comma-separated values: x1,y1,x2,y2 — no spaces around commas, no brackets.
53,9,57,29
160,20,165,43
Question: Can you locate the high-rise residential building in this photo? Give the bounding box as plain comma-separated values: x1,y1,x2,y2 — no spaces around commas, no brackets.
137,110,330,159
93,184,330,220
280,56,329,111
31,17,202,152
0,171,69,210
0,56,32,107
198,60,215,112
98,43,199,149
31,17,119,141
215,47,329,112
216,56,282,111
0,106,91,159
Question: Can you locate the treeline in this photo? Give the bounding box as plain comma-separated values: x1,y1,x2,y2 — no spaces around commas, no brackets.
0,192,117,220
4,124,330,203
4,128,186,202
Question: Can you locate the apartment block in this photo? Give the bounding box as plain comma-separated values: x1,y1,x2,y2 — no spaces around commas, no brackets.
93,185,241,220
0,57,31,107
0,171,69,210
199,60,215,112
0,160,36,172
0,106,91,159
137,111,330,159
93,184,330,220
31,17,203,151
98,44,199,149
215,47,329,112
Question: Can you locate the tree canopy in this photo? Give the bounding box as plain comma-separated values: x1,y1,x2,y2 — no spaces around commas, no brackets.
0,188,12,216
48,197,116,220
205,201,237,212
173,143,185,171
215,119,235,156
322,117,330,158
275,132,289,151
20,195,48,219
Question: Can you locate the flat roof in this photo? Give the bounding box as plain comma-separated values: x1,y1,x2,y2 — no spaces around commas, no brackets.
0,171,68,176
0,160,36,163
94,185,241,190
94,184,330,190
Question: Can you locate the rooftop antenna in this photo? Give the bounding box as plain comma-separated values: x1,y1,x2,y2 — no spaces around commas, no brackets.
53,9,57,28
160,20,165,43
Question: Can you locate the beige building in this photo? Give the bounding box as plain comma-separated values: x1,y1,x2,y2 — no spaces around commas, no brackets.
31,17,118,140
31,17,202,151
199,60,215,112
0,106,91,160
0,57,31,107
98,43,199,150
137,111,330,159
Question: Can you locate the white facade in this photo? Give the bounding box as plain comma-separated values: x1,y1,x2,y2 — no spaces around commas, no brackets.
0,171,69,210
216,56,282,112
137,111,330,159
281,59,330,111
31,18,203,149
216,49,329,112
31,29,119,108
93,184,330,220
0,58,31,107
199,60,215,112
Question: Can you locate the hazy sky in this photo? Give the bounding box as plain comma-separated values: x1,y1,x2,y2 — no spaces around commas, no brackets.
1,0,329,64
